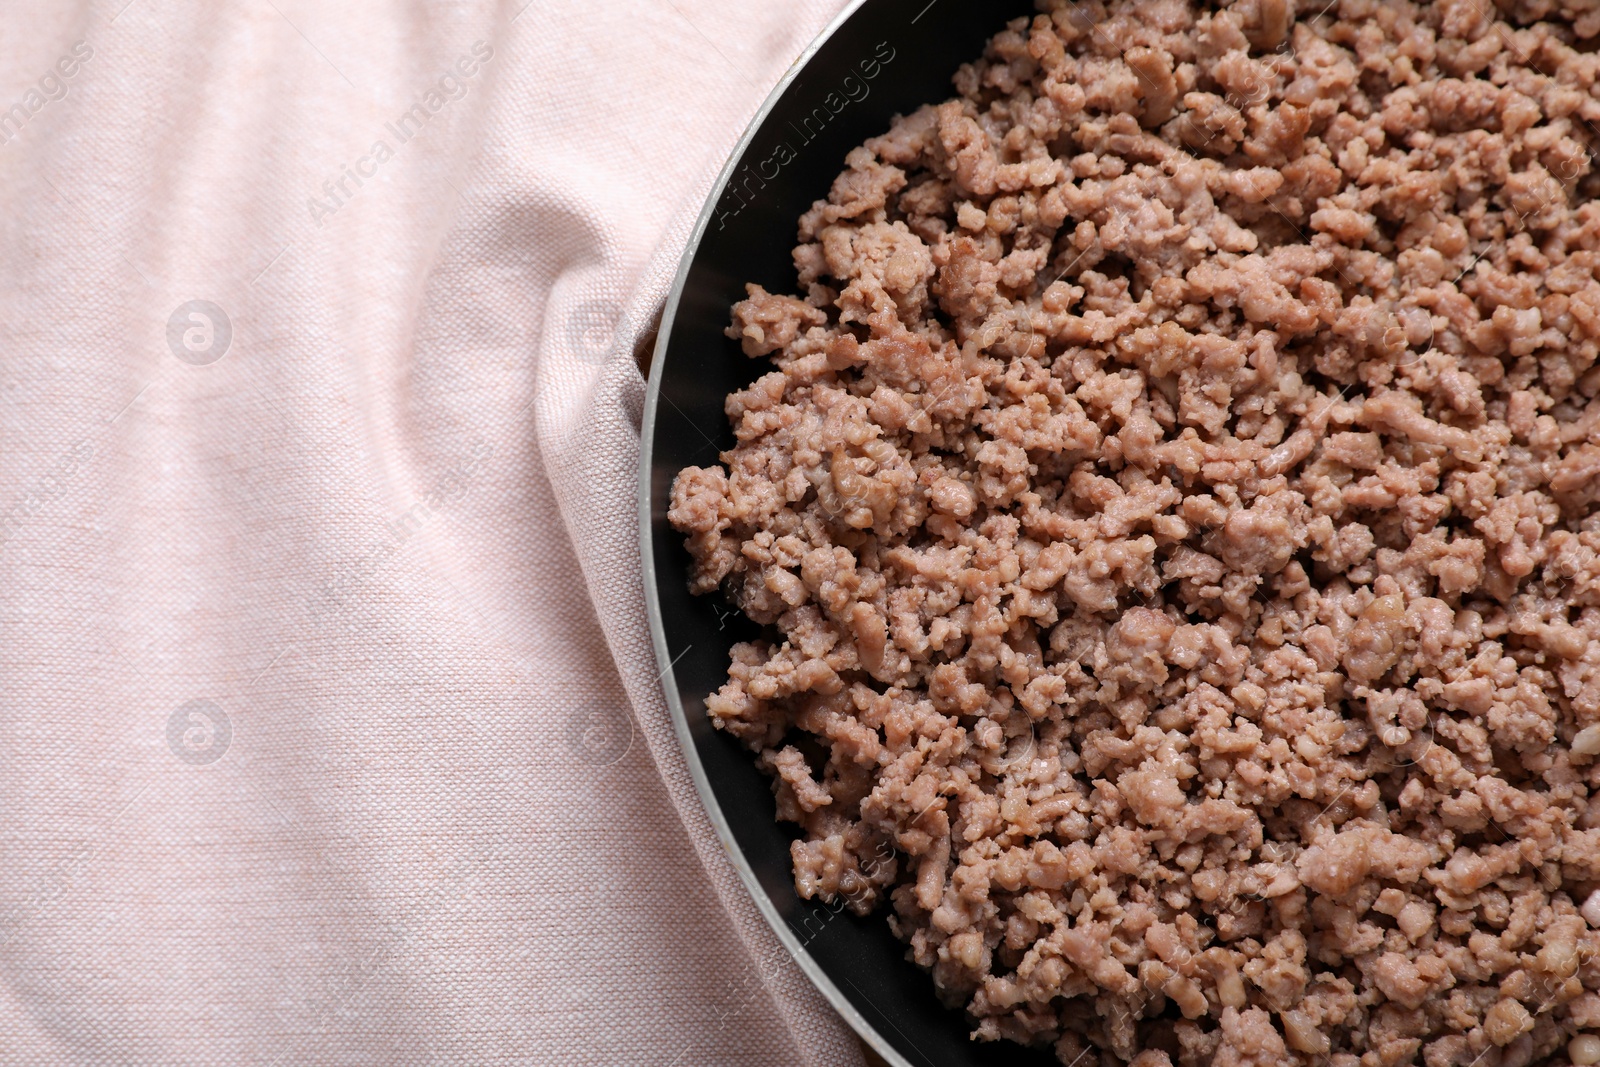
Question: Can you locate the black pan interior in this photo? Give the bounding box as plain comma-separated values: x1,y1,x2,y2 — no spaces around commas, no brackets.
642,2,1062,1065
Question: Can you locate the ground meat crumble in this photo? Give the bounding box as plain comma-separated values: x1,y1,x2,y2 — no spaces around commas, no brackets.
669,1,1600,1063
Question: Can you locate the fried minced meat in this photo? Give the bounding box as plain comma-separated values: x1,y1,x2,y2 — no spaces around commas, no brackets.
670,1,1600,1063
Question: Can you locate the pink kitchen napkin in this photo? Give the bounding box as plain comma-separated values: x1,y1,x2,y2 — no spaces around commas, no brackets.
0,1,866,1064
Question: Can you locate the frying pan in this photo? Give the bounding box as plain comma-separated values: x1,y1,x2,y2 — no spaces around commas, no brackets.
638,2,1060,1064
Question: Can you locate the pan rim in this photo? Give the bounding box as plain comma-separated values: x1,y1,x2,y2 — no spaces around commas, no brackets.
634,2,915,1065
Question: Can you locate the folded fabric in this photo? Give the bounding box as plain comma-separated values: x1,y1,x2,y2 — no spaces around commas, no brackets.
0,1,862,1063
